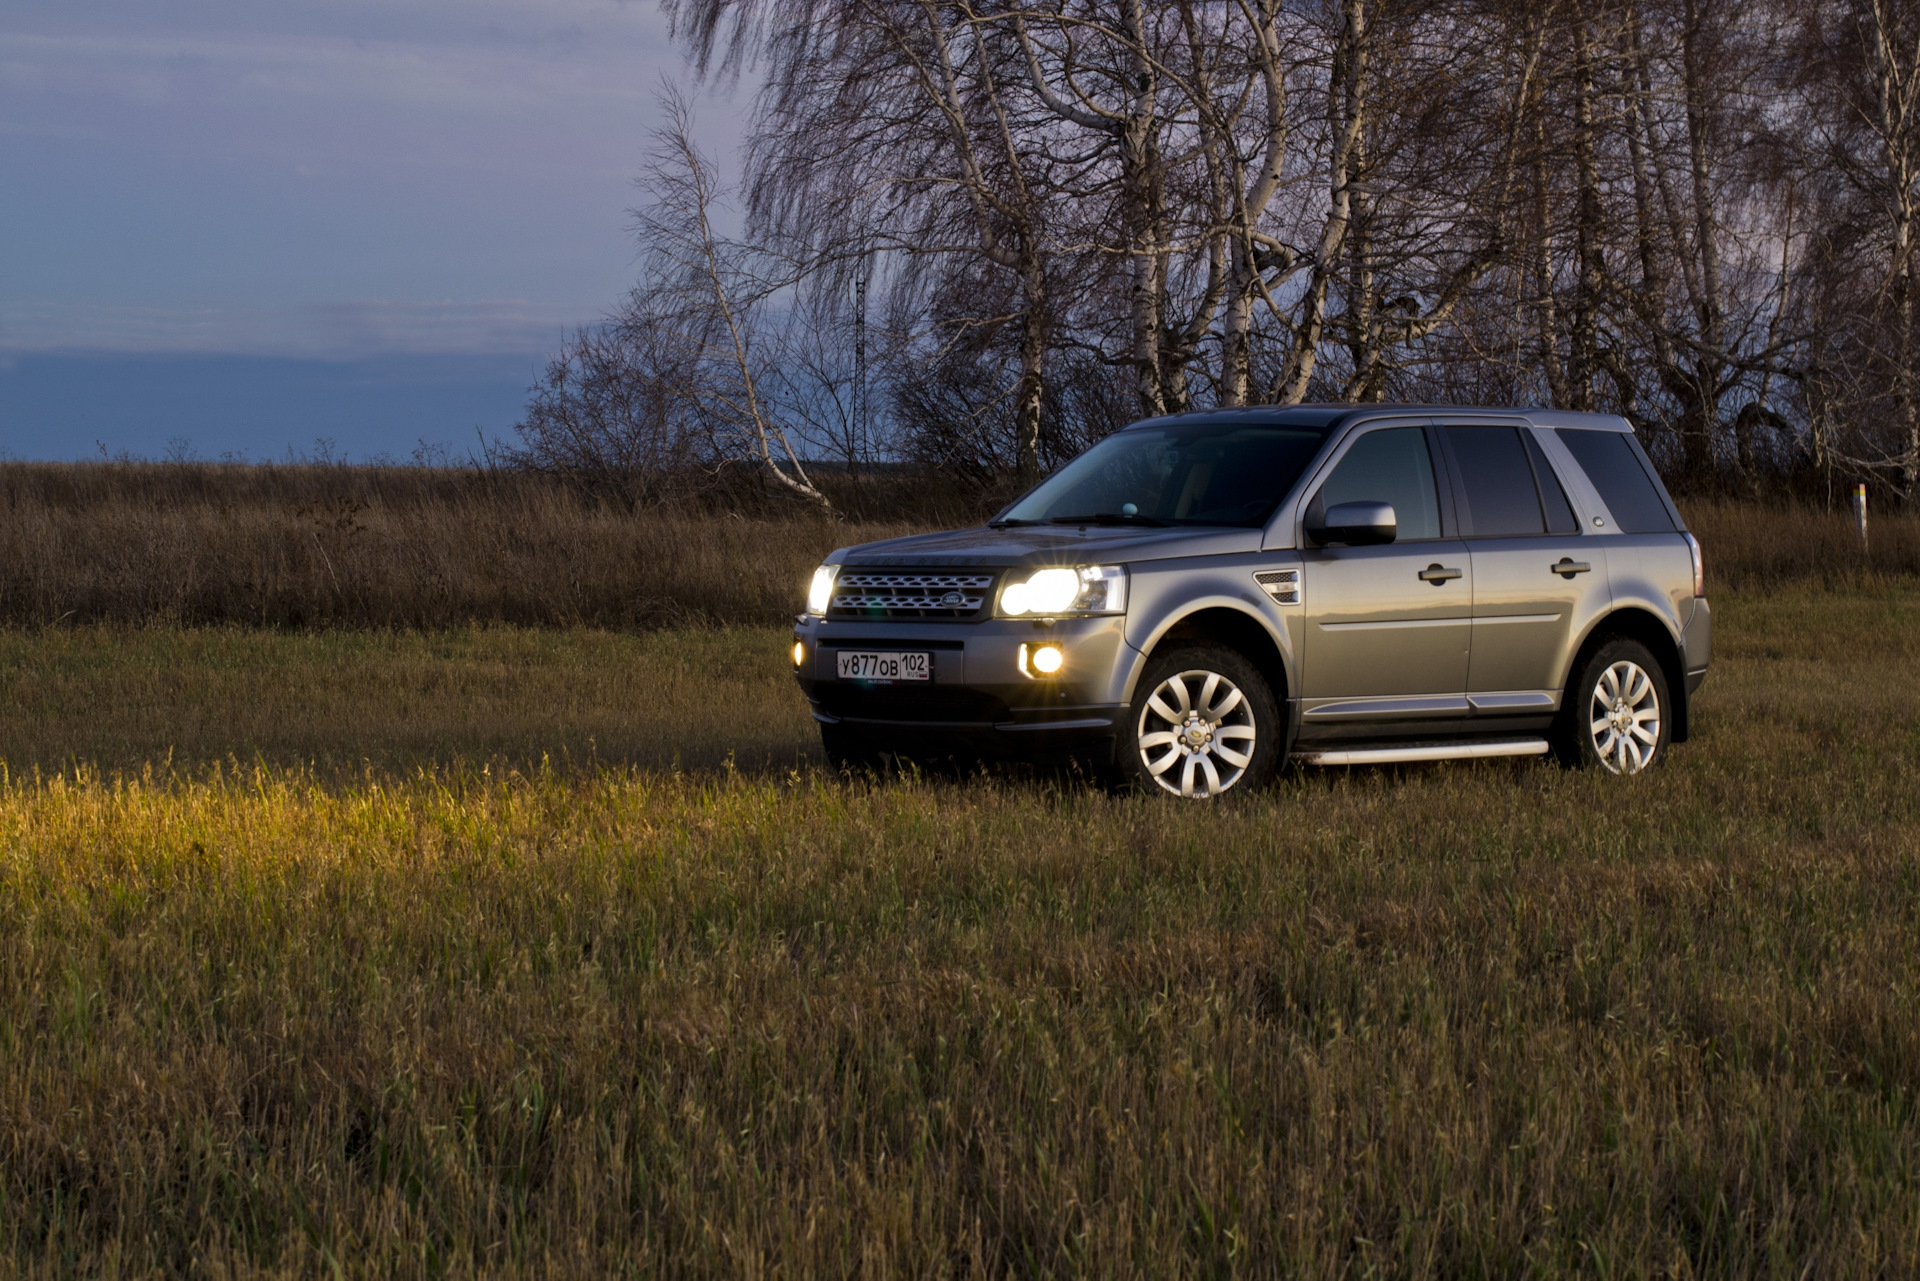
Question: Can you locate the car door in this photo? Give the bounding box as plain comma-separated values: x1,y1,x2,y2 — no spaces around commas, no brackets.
1299,423,1473,721
1438,423,1608,710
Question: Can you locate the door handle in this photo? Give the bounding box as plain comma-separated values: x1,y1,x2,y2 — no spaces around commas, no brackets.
1418,564,1462,584
1552,558,1592,579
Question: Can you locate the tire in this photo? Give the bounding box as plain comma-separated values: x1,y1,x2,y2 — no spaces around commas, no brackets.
1116,644,1282,799
1555,638,1671,774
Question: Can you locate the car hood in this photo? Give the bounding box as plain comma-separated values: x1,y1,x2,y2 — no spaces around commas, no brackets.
833,523,1265,567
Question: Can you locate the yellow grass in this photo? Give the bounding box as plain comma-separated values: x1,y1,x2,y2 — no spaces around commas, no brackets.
1,585,1917,1274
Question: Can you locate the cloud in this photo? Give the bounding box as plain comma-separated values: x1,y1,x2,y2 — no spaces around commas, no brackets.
0,298,585,358
4,28,629,113
0,1,750,357
0,20,681,169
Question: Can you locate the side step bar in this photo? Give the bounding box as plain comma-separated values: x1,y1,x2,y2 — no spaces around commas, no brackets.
1296,738,1550,767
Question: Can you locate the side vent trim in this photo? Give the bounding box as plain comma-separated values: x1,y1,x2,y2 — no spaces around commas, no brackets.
1253,568,1302,606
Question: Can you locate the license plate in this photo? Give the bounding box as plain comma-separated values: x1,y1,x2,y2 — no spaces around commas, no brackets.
836,650,931,682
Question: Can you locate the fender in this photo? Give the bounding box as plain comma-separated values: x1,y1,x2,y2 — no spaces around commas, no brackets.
1119,595,1296,710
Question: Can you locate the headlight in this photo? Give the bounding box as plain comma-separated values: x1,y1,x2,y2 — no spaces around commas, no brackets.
997,564,1127,617
806,565,837,615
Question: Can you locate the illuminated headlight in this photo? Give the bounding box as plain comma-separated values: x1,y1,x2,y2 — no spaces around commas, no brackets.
806,565,837,615
997,565,1128,618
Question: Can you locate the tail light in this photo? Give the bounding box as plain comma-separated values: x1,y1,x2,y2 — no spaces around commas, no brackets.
1683,532,1705,598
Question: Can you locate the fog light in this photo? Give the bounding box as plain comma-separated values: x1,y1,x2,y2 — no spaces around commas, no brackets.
1020,642,1065,678
792,640,805,667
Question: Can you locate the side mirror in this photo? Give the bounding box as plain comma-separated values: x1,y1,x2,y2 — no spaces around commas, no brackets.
1307,499,1397,546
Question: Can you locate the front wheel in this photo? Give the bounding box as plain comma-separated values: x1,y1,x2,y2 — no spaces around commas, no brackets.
1555,639,1671,774
1117,645,1281,799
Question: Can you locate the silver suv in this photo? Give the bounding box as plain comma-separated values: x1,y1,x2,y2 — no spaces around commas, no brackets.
793,407,1709,797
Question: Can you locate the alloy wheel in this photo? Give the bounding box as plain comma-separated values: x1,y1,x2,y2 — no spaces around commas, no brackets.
1136,669,1258,798
1588,659,1661,774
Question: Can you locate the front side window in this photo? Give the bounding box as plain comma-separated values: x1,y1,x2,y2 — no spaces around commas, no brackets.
1311,427,1442,540
997,420,1334,528
1446,426,1546,537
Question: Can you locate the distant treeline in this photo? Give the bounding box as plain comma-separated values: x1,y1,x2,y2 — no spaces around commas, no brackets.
0,462,1914,630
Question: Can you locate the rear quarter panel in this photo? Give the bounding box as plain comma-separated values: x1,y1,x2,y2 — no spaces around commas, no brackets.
1602,534,1698,642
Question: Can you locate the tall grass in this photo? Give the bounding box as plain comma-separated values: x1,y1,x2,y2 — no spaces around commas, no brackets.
2,462,1915,630
1685,499,1920,589
2,588,1917,1275
0,463,918,630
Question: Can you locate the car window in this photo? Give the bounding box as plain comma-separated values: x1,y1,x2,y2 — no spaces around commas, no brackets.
1314,427,1442,540
1445,426,1545,537
998,421,1334,527
1522,431,1580,534
1554,428,1677,533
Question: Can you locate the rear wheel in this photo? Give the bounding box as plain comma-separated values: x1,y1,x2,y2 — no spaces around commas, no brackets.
1117,645,1281,799
1555,638,1670,774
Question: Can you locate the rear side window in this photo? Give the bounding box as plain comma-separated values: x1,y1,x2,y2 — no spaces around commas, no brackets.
1444,426,1545,536
1555,429,1677,533
1522,431,1580,534
1315,427,1442,540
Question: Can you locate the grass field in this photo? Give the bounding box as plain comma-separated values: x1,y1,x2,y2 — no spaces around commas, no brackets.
0,626,818,779
2,586,1918,1276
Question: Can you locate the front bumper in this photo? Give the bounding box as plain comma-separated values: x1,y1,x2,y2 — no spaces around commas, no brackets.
791,613,1134,754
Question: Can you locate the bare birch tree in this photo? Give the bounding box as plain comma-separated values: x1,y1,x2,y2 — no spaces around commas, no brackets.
629,89,834,510
527,0,1916,502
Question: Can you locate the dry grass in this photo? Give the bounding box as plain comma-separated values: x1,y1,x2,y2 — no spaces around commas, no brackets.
2,585,1918,1276
0,463,919,630
2,461,1916,630
0,627,816,779
1684,499,1920,590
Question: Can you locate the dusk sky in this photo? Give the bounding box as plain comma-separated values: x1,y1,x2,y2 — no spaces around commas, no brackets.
0,0,745,460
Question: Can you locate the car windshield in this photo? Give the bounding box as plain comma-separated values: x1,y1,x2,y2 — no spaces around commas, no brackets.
996,420,1335,528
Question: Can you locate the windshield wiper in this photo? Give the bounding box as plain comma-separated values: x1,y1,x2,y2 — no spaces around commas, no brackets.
988,517,1041,528
1047,512,1168,527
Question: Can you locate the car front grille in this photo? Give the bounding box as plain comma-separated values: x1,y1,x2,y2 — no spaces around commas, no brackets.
829,569,996,620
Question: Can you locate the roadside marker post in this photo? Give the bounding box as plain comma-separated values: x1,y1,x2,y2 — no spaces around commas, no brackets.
1853,483,1869,552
